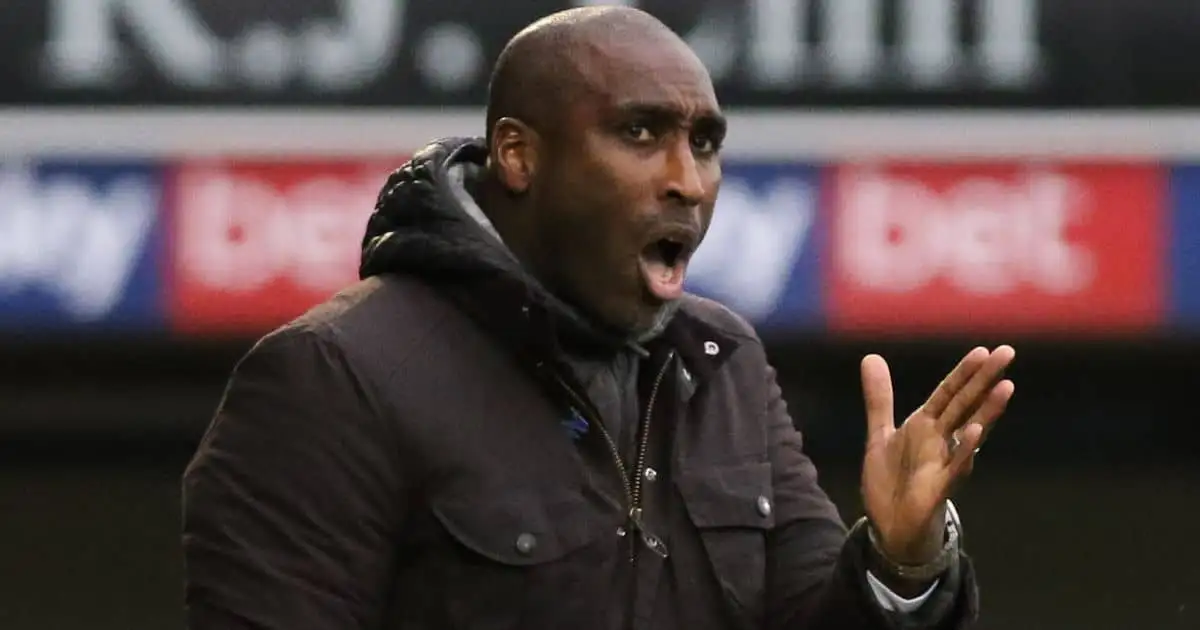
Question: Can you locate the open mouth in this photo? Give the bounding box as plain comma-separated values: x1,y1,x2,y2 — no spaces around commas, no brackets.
638,234,696,302
652,238,686,268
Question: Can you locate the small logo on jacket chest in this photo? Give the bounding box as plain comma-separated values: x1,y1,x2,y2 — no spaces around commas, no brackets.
561,409,590,441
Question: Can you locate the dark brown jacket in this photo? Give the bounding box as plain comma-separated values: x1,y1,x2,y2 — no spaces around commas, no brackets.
182,138,978,630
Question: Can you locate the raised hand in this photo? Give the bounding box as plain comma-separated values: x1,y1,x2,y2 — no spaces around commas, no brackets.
859,346,1016,566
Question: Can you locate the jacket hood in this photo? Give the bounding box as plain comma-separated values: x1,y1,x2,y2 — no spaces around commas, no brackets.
359,137,638,356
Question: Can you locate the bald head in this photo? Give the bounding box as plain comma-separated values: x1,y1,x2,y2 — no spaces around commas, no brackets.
484,7,697,146
477,7,724,336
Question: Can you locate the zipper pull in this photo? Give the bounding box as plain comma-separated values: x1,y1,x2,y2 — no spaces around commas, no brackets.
629,507,645,530
628,508,670,558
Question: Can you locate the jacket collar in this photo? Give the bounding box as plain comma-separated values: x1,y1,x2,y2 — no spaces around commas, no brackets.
661,307,740,384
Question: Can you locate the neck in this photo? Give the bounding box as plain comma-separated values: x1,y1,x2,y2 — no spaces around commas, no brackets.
477,178,541,267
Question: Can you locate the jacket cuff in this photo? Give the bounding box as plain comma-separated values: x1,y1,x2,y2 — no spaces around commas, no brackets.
840,518,980,630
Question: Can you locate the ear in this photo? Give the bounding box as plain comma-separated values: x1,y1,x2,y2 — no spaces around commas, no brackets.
490,117,539,194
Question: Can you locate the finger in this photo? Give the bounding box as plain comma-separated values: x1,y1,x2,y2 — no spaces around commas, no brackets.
861,354,895,444
946,422,985,480
950,374,1008,427
937,345,1016,434
946,450,975,495
946,379,1012,481
966,379,1015,440
948,449,976,495
921,347,990,418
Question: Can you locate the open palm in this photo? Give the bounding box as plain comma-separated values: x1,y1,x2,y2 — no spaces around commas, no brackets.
860,346,1016,564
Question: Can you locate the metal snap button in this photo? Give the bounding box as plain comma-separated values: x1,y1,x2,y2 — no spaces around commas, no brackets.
515,532,537,555
704,341,720,356
644,467,658,482
756,495,772,518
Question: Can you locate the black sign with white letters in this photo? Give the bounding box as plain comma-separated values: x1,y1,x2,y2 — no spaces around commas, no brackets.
1,0,1198,108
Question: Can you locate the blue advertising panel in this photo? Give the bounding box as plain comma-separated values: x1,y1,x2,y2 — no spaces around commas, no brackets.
0,159,167,333
685,162,824,333
1168,165,1200,328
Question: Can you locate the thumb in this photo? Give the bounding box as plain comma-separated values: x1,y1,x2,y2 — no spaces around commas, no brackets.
861,354,895,442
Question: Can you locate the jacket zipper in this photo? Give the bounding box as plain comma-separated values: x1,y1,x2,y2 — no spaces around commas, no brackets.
554,350,675,563
628,351,674,561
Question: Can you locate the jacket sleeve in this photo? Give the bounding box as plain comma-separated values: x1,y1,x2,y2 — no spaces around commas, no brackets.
182,329,405,630
763,364,980,630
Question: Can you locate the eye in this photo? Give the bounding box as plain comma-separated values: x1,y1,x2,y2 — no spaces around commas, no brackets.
625,123,654,143
691,133,722,156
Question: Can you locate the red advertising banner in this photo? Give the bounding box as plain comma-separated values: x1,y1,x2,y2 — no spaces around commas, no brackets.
825,162,1166,336
166,158,404,334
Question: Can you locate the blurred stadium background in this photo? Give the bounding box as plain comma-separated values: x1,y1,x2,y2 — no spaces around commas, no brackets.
1,1,1199,629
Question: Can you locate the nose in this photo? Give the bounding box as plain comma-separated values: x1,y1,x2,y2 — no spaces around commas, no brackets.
662,139,705,207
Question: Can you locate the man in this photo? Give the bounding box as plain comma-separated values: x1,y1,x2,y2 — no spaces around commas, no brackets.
182,6,1015,630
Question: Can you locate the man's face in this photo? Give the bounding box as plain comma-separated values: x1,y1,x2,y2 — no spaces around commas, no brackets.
530,35,725,336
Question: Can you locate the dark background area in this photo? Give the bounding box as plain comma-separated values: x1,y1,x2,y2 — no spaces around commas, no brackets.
2,338,1197,630
6,0,1200,108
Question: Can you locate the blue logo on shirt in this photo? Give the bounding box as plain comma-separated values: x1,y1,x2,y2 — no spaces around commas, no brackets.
561,409,589,441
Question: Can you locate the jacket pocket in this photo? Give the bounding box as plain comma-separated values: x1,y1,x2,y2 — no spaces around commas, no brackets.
430,489,607,629
677,460,775,627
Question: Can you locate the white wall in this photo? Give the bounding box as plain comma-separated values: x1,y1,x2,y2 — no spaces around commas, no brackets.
3,108,1200,159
